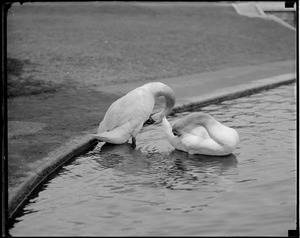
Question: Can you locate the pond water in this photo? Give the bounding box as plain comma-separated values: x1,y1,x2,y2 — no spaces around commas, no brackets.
9,83,297,236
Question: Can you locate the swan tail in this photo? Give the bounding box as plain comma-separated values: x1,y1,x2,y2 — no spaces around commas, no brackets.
89,133,105,141
89,132,128,144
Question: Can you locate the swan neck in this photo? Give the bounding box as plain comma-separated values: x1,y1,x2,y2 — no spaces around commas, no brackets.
172,113,217,133
145,82,176,120
162,117,177,139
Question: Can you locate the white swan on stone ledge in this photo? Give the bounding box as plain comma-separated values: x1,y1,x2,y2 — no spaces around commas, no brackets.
162,112,239,156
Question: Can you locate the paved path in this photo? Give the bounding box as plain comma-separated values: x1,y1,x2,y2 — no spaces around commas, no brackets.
232,1,296,30
93,60,295,109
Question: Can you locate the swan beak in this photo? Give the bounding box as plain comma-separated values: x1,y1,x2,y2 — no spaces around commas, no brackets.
144,116,156,125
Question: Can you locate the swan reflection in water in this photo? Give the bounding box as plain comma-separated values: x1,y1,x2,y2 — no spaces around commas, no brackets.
168,149,238,174
90,142,238,191
160,150,238,191
91,142,151,172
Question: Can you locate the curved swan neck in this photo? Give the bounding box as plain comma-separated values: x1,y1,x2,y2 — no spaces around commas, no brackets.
173,112,215,130
142,82,176,120
162,116,186,152
162,117,178,141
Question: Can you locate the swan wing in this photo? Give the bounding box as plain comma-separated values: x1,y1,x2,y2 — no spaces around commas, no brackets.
182,125,210,138
98,88,154,133
204,123,239,152
92,116,144,144
180,134,225,155
168,112,239,155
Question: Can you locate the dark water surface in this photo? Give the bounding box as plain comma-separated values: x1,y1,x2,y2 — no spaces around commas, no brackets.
9,83,297,236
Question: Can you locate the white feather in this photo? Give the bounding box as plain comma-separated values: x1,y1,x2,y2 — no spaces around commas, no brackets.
91,82,176,147
162,112,239,156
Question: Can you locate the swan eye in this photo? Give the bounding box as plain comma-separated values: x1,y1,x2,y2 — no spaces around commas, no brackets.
172,129,180,136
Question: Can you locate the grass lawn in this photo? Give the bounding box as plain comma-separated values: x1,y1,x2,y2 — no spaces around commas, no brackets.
7,2,296,97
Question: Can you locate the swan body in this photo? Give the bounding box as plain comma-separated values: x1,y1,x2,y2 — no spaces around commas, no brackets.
162,112,239,155
91,82,175,148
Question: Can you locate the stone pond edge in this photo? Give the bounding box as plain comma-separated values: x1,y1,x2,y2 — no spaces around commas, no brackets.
8,73,296,221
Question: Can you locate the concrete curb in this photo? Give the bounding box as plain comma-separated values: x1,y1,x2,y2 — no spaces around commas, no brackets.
172,73,296,113
8,73,296,220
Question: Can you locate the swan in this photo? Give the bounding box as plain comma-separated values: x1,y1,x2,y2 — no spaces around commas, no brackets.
91,82,176,148
162,112,239,156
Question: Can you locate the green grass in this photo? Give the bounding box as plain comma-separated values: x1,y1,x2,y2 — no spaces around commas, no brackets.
7,2,296,96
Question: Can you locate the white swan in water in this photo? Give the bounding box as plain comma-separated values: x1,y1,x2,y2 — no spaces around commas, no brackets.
162,112,239,156
91,82,175,148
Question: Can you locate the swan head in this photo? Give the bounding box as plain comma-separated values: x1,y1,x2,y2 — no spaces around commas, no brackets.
150,113,165,123
162,116,186,152
161,116,181,136
145,82,176,123
172,128,182,136
143,116,156,125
